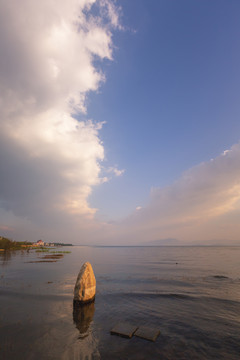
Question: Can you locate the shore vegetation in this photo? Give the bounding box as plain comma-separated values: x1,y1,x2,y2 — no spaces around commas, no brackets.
35,249,71,254
0,237,32,251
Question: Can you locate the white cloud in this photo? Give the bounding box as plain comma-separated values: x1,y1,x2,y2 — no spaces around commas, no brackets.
0,0,120,238
222,149,231,156
106,166,125,177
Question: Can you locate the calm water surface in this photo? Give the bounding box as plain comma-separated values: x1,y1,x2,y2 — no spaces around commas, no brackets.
0,246,240,359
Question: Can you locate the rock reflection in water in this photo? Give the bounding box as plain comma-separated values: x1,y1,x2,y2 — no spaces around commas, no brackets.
61,301,101,360
73,301,95,338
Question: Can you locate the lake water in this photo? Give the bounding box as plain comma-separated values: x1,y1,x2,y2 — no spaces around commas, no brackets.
0,246,240,359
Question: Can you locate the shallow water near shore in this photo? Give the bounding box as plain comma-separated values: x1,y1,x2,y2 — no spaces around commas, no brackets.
0,246,240,359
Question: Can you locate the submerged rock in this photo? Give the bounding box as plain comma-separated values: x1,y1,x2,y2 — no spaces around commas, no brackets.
134,326,160,342
110,323,138,339
73,262,96,304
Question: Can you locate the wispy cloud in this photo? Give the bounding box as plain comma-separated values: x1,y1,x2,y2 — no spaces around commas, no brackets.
106,166,125,177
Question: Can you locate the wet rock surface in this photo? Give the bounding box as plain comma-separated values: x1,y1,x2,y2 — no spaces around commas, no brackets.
110,322,138,338
110,322,160,341
134,326,160,342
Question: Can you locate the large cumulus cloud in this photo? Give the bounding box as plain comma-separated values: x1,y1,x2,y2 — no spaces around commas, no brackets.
0,0,121,240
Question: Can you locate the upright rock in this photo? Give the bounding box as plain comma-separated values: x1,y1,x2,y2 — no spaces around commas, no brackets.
74,262,96,304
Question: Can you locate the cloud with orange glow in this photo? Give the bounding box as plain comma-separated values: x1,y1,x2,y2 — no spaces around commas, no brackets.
111,142,240,245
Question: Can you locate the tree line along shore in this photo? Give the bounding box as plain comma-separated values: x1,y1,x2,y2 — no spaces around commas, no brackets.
0,236,73,251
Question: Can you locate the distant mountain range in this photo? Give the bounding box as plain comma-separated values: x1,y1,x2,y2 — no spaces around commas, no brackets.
144,238,180,246
143,238,240,246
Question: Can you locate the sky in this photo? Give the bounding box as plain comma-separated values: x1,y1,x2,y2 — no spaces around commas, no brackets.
1,0,240,245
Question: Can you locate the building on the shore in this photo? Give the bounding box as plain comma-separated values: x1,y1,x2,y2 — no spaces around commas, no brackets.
33,239,45,246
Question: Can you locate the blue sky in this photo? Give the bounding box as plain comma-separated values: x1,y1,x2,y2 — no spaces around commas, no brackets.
1,0,240,244
89,0,240,220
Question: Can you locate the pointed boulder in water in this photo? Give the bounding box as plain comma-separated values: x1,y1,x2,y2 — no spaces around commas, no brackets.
73,262,96,304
